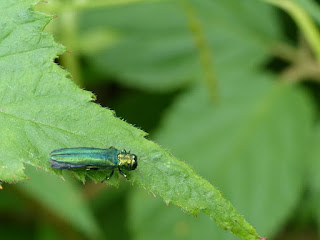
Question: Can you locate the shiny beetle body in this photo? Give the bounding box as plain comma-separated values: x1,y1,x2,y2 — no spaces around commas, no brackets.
50,147,137,181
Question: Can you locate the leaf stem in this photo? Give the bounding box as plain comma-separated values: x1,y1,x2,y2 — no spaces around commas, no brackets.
271,40,320,83
263,0,320,66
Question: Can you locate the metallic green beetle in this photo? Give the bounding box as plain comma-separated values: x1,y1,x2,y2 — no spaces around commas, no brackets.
49,147,137,182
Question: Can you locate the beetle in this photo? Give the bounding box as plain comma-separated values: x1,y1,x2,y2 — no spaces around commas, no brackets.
49,147,137,182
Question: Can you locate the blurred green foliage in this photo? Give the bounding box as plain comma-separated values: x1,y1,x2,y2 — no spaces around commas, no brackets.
2,0,320,239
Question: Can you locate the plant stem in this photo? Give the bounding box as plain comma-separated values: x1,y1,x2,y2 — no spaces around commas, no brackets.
263,0,320,66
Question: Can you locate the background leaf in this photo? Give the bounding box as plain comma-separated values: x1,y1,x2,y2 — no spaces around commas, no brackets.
17,167,103,239
128,72,314,239
308,125,320,238
78,0,282,91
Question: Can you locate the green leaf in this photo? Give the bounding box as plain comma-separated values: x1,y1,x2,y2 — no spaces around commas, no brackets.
79,0,282,91
35,222,63,240
148,73,314,238
308,125,320,233
129,188,238,240
17,167,103,239
0,1,262,239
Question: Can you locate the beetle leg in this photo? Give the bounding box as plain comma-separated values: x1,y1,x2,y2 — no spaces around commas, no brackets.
118,167,128,180
88,168,99,170
107,170,114,180
101,169,114,183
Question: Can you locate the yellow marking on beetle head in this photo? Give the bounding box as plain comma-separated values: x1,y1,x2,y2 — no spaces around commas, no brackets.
117,152,138,170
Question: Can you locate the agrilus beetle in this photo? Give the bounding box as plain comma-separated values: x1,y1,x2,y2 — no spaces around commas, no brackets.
49,147,137,182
